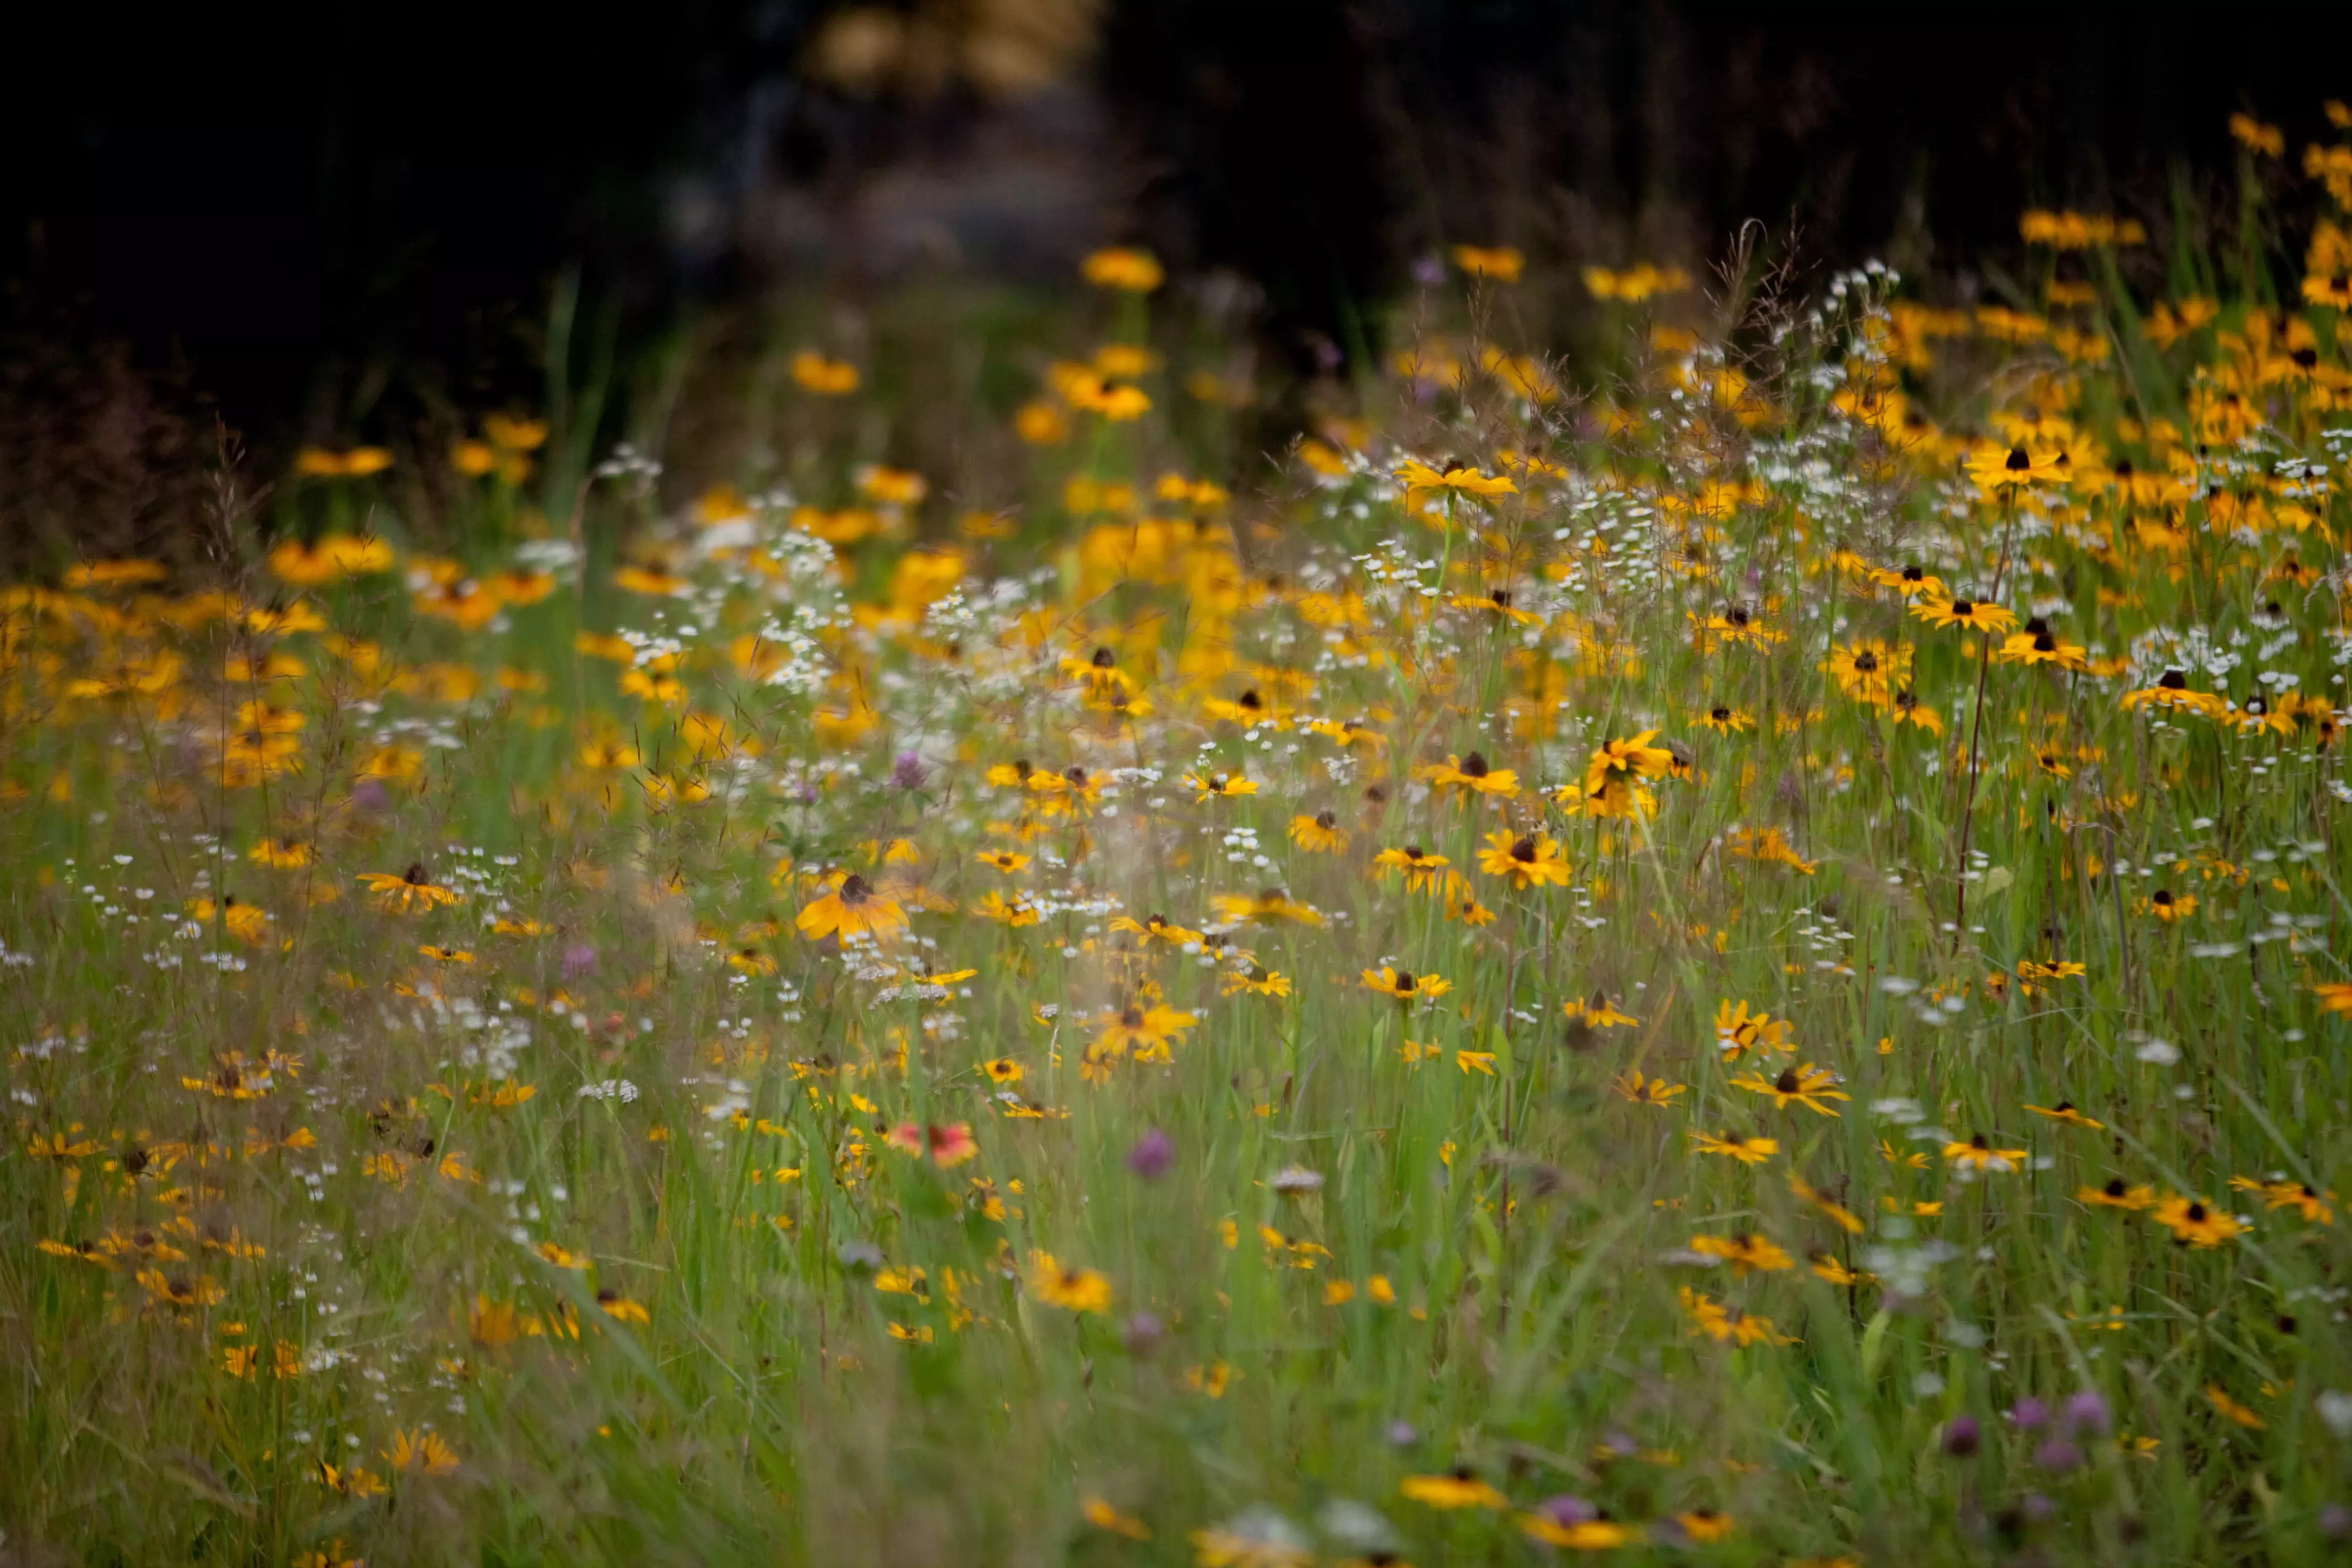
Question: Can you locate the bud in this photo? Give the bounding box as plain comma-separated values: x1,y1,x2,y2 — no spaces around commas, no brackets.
1126,1128,1173,1179
1942,1415,1981,1457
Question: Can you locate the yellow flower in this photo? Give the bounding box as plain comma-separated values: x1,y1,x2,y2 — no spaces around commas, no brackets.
1361,966,1451,1001
1612,1069,1685,1107
1942,1133,2027,1173
1083,1498,1150,1540
790,351,860,395
1394,460,1517,511
1450,245,1524,282
1689,1130,1777,1164
1730,1063,1849,1116
1026,1251,1112,1313
1964,443,2066,492
1911,596,2017,633
356,864,461,914
382,1428,461,1475
1690,1231,1793,1275
2151,1194,2242,1247
1287,811,1349,852
796,873,909,944
1081,248,1163,292
1183,770,1258,802
1400,1470,1509,1509
1476,829,1572,889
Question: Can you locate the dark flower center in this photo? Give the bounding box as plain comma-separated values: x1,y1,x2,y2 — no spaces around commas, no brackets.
839,874,872,904
2005,446,2032,472
2105,1178,2128,1197
2153,890,2174,905
1315,810,1336,829
1395,970,1416,991
1090,647,1114,668
1951,598,1975,615
1775,1068,1800,1093
1239,689,1262,709
1852,651,1878,673
2158,669,2187,690
1460,751,1490,776
1511,836,1537,862
2186,1202,2208,1221
1901,564,1925,581
2034,633,2057,652
1711,706,1731,722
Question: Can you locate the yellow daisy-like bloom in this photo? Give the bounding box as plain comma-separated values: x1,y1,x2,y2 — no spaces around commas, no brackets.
381,1428,461,1475
1942,1133,2027,1173
1091,1001,1198,1063
1374,844,1452,892
2119,668,2226,718
1690,1130,1778,1164
1475,830,1572,889
1287,810,1349,852
1519,1514,1635,1550
2151,1194,2242,1247
1221,964,1292,998
1361,966,1451,1001
1400,1470,1509,1510
1729,1062,1849,1116
1994,619,2089,670
1026,1251,1114,1312
2024,1099,2099,1127
1822,639,1906,704
1183,770,1258,802
1417,750,1519,797
1451,244,1524,281
1450,585,1541,624
975,849,1031,873
2080,1177,2156,1210
1612,1069,1686,1106
1712,999,1790,1061
796,873,909,944
1108,912,1203,948
1394,460,1518,512
1690,1230,1793,1275
1964,442,2066,493
356,864,462,914
1868,562,1946,600
1695,703,1752,733
1910,596,2017,633
2141,888,2197,921
1081,247,1163,292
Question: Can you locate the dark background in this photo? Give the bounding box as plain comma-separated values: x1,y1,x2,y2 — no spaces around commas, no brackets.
6,0,2352,459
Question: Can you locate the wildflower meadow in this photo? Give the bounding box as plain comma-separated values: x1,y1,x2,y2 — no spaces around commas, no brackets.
15,109,2352,1568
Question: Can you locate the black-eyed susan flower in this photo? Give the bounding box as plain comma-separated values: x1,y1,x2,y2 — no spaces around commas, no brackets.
2025,1099,2100,1128
1025,1251,1112,1312
2080,1177,2154,1210
1690,1230,1793,1274
1183,770,1258,802
1362,966,1451,1001
1695,703,1751,734
1418,750,1519,798
1476,829,1571,889
1394,461,1517,512
1965,442,2066,493
1399,1469,1508,1509
1287,811,1349,852
1911,596,2017,634
795,873,908,944
2152,1194,2242,1246
1374,844,1452,892
1091,1001,1197,1063
1689,1130,1777,1164
1612,1069,1685,1106
357,864,462,914
1942,1133,2027,1173
1730,1063,1849,1116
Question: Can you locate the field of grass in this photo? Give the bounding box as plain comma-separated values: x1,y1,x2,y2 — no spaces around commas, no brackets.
9,116,2352,1568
